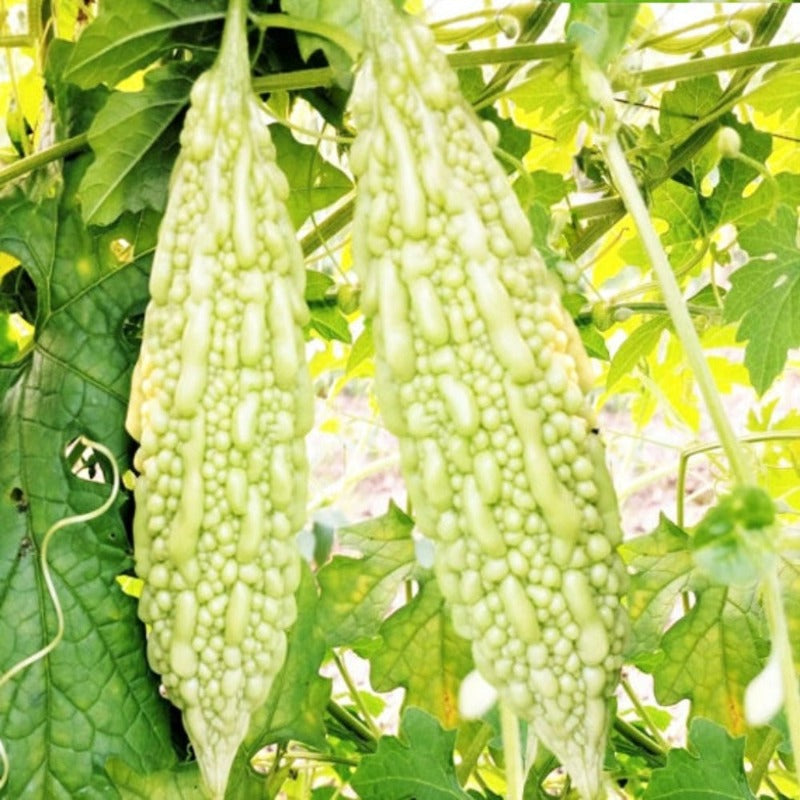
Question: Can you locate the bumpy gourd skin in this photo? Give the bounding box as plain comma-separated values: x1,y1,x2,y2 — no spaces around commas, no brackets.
125,1,311,796
350,1,628,797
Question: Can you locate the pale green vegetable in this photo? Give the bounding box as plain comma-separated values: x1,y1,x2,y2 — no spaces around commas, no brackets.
349,1,628,796
125,0,310,796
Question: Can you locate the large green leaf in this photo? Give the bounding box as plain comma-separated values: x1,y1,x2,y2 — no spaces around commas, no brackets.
270,125,353,229
369,580,473,729
64,0,226,89
350,707,470,800
79,64,196,226
316,503,417,647
0,166,174,799
724,204,800,395
643,718,756,800
620,516,696,657
623,517,768,734
653,584,766,735
103,760,207,800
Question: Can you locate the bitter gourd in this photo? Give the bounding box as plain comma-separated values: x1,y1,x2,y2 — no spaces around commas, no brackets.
125,0,311,795
349,1,628,796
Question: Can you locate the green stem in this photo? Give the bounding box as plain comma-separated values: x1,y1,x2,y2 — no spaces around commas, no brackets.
633,43,800,88
285,750,360,768
325,700,377,747
0,34,33,47
621,678,670,751
747,726,782,793
500,704,523,800
574,301,719,325
334,652,382,738
612,717,667,759
253,66,337,93
448,41,574,69
474,3,559,110
300,194,355,259
456,722,494,786
762,565,800,777
249,12,362,61
635,11,750,49
0,132,88,188
600,134,754,487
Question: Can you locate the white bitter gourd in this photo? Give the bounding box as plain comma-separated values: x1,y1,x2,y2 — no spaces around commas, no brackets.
349,1,628,797
125,0,312,795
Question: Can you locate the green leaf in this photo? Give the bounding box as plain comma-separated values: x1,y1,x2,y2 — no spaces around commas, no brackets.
0,165,175,799
79,64,195,226
271,125,353,229
370,580,473,729
643,718,756,800
566,4,638,70
654,584,766,735
309,302,352,344
346,324,374,374
621,516,695,657
659,74,722,178
316,502,416,647
279,0,361,77
746,62,800,136
305,269,335,301
64,0,226,89
691,488,775,586
705,119,773,229
607,317,669,390
104,759,207,800
350,707,471,800
724,205,800,395
622,516,769,734
577,322,610,361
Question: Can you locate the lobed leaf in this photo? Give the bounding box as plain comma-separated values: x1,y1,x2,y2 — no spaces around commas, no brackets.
349,707,470,800
0,163,174,800
316,503,417,647
643,718,756,800
369,580,473,729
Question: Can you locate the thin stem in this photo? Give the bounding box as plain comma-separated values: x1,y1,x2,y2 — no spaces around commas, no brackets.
300,194,355,259
333,651,381,738
600,134,754,487
500,704,523,800
612,717,667,758
249,12,362,61
621,678,670,751
0,34,33,47
325,700,377,747
676,432,800,527
449,41,574,70
0,132,88,188
635,11,749,49
633,43,800,88
253,66,337,93
747,726,782,793
574,301,719,326
762,565,800,776
285,749,359,768
456,722,494,786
